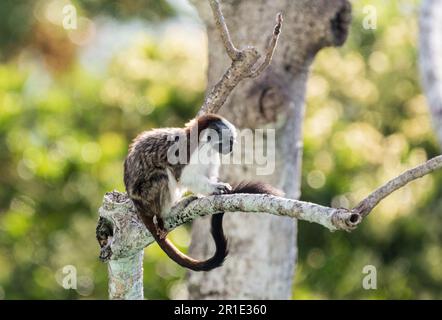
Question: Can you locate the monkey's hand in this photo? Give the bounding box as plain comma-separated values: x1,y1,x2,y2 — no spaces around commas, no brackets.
211,182,232,195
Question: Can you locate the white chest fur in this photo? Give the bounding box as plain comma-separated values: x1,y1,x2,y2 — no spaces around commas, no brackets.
163,168,182,217
179,144,220,196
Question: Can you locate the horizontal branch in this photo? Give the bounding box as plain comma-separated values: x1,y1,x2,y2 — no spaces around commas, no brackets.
97,155,442,261
97,191,353,261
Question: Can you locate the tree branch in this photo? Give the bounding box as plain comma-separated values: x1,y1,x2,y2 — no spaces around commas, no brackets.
209,0,241,60
248,13,283,78
97,155,442,261
197,0,283,115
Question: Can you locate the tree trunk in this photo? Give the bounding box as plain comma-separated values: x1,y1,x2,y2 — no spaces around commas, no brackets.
187,0,352,299
419,0,442,147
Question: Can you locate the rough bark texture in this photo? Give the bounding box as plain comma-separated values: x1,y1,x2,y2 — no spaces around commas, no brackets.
419,0,442,147
186,0,352,299
108,252,144,300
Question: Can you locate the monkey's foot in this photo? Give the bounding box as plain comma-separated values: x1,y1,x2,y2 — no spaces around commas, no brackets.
156,227,168,240
211,182,232,195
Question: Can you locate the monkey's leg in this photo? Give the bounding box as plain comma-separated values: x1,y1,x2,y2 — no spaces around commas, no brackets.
136,171,171,240
143,214,167,240
139,213,156,233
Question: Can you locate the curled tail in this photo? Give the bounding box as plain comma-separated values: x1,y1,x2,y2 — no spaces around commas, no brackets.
151,213,228,272
140,181,281,272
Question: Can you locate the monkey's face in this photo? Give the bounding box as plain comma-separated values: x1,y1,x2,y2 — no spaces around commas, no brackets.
203,119,237,155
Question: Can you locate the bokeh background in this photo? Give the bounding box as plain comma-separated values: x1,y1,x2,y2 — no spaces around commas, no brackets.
0,0,440,299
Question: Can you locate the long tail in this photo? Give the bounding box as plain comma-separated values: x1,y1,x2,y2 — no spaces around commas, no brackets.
231,181,285,197
151,213,228,272
143,181,282,272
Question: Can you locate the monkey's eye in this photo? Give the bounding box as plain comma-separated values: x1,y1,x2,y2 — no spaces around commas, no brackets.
207,136,212,142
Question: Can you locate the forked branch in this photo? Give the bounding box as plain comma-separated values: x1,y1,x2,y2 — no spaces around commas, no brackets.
198,0,283,115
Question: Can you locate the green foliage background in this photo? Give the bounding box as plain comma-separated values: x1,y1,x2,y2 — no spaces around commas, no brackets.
0,0,440,299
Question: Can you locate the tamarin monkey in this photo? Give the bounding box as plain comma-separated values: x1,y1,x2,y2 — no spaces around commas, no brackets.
124,114,282,271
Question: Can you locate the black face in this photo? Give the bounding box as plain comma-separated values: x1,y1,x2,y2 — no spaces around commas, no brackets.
205,120,235,155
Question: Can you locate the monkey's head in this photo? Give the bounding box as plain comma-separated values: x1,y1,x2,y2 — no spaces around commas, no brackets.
187,114,237,155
